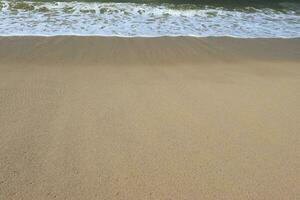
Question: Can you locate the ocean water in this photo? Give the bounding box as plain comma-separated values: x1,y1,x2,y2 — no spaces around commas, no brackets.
0,0,299,37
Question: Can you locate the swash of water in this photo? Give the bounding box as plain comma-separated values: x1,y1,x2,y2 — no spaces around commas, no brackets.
0,0,299,37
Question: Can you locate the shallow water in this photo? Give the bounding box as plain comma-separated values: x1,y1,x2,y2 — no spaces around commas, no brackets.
0,0,299,37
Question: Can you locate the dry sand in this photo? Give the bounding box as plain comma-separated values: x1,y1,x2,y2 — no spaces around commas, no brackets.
0,36,299,199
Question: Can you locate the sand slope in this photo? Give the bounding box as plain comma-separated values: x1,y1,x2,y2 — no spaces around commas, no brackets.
0,37,299,199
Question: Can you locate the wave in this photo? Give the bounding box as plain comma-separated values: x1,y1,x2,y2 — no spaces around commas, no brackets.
0,1,299,37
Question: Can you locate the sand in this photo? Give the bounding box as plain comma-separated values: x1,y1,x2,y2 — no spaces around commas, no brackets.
0,36,299,199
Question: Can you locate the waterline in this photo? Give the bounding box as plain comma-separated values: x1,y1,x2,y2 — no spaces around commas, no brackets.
0,1,299,37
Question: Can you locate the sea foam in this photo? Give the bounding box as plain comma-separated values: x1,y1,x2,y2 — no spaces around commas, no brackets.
0,1,299,37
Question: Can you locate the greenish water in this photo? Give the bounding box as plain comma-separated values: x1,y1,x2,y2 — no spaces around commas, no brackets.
19,0,300,8
0,0,299,37
4,0,300,13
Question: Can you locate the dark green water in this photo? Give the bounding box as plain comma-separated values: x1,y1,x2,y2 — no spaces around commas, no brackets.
22,0,300,7
8,0,300,12
1,0,300,36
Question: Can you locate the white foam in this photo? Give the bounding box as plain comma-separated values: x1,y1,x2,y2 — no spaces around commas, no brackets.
0,1,299,38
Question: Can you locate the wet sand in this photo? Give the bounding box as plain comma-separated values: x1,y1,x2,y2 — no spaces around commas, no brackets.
0,37,299,199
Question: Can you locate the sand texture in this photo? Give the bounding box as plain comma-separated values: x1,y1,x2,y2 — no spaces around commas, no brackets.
0,37,299,199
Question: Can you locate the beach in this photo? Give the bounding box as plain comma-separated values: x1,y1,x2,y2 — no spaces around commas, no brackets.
0,36,299,199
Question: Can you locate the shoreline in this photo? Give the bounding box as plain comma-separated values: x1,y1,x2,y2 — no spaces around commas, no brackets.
1,0,300,38
1,36,300,66
1,35,300,38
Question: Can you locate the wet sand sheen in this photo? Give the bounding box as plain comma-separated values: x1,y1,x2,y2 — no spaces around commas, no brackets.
0,37,299,199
